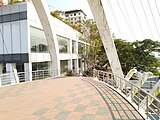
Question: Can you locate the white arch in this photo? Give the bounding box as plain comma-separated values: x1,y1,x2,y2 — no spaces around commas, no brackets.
87,0,123,78
31,0,60,73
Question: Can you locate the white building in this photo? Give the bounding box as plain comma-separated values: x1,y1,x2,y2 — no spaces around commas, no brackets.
0,2,87,80
59,9,87,32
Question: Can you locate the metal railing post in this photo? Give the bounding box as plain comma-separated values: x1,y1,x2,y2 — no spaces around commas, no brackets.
120,78,122,90
158,101,160,120
138,88,140,110
35,71,36,80
146,95,149,119
125,81,127,97
131,85,133,102
103,72,104,81
43,70,44,79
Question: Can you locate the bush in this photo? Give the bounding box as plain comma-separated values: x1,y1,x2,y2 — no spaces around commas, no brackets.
66,70,74,76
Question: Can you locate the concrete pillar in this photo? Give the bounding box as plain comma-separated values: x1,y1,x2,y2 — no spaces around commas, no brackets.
6,63,16,73
6,63,16,84
87,0,124,78
24,63,32,82
76,59,79,74
68,59,72,70
82,61,85,71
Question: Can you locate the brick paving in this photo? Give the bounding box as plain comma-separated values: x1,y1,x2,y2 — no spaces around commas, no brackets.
0,77,144,120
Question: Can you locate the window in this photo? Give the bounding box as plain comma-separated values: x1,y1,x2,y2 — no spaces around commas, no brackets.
70,14,72,16
72,59,76,70
60,60,68,73
74,13,76,16
72,40,76,53
30,26,48,53
57,35,70,53
2,14,10,22
2,63,6,73
71,18,73,20
16,63,24,72
32,62,49,71
78,13,80,15
65,15,69,17
78,42,85,54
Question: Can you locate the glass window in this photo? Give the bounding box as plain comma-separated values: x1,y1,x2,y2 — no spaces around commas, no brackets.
57,35,70,53
20,12,27,20
0,16,2,23
2,63,6,74
3,14,10,22
30,26,48,53
60,60,68,73
32,62,49,71
11,13,19,21
72,59,77,72
74,13,76,16
78,42,85,54
72,40,76,54
16,63,24,72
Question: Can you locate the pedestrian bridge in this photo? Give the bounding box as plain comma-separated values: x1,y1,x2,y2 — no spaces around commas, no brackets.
0,77,144,120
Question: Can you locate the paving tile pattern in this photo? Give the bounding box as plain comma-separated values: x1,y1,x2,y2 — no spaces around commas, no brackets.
0,77,144,120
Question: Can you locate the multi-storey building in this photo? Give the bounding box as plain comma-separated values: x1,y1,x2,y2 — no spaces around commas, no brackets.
58,9,87,32
0,1,87,80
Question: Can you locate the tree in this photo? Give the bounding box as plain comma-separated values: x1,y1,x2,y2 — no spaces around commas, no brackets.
114,39,135,75
115,39,160,75
132,39,160,75
83,21,109,76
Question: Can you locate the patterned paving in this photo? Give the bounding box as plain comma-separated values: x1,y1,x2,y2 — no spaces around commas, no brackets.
0,77,144,120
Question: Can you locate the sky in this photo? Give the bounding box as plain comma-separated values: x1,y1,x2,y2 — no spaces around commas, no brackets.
47,0,160,42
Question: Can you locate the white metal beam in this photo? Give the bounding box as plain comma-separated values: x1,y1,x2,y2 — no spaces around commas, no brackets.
87,0,124,78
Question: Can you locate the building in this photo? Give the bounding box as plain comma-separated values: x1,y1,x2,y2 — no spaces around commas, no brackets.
58,9,87,32
0,1,87,80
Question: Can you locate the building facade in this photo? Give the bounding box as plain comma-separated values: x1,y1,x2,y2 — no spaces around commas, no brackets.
59,9,87,32
0,2,87,80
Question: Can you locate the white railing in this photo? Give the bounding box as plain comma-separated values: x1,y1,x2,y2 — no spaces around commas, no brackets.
0,69,59,87
93,69,160,120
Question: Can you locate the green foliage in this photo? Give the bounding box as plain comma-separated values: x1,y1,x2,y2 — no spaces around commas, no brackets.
83,21,109,76
66,69,74,76
9,0,22,4
115,39,160,75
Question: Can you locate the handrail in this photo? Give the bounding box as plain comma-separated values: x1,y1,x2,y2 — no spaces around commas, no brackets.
113,73,160,103
93,69,160,120
94,69,160,102
0,69,60,87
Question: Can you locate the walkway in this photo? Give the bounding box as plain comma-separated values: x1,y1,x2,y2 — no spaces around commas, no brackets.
0,77,144,120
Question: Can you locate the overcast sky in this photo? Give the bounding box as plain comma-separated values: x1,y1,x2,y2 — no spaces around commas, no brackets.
47,0,160,42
